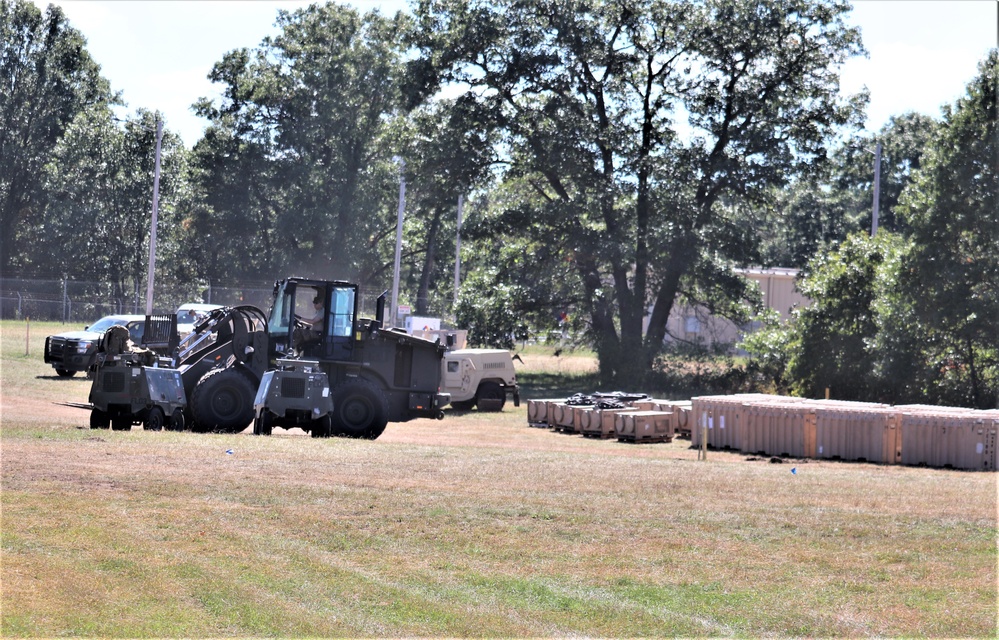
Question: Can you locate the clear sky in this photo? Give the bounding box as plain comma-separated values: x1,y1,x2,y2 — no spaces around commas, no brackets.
31,0,999,147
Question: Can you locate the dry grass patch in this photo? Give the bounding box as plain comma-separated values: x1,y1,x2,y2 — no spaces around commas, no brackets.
2,320,997,637
515,347,599,376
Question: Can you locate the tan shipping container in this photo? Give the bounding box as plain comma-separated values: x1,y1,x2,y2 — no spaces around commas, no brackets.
811,407,899,464
674,404,692,437
741,402,814,458
898,411,998,470
526,398,564,427
691,394,799,450
633,398,672,411
526,399,544,425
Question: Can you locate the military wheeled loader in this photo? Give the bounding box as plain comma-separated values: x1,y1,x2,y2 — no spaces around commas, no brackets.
85,277,449,439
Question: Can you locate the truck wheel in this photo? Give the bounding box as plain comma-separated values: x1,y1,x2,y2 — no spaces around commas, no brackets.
169,408,186,432
311,414,332,438
476,382,506,412
90,409,110,429
253,412,273,436
144,407,165,431
331,380,388,439
111,416,131,431
190,367,256,433
56,368,76,378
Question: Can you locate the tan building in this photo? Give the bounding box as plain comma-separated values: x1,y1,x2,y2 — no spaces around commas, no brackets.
654,267,811,352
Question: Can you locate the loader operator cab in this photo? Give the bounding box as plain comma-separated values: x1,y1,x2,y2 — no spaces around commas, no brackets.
268,278,357,361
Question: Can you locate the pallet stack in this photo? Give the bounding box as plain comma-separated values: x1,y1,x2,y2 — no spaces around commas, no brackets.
525,395,691,445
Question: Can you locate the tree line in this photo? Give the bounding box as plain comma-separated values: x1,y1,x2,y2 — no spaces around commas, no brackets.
1,0,995,405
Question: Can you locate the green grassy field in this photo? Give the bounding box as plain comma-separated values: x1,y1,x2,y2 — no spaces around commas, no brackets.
2,320,996,637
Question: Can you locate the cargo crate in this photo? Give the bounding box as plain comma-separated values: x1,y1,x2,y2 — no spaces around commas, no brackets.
578,407,628,438
526,398,564,428
549,402,579,433
691,394,789,450
811,406,899,464
742,403,813,458
615,411,673,443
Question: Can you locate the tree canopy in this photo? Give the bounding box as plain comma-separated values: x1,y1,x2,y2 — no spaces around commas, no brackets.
189,4,412,287
0,0,112,273
411,0,865,382
3,0,995,406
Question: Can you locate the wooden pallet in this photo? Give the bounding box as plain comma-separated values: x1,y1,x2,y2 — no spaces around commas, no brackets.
617,434,671,444
581,430,615,439
551,423,579,434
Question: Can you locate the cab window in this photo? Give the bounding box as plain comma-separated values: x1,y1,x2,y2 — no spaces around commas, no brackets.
328,287,354,337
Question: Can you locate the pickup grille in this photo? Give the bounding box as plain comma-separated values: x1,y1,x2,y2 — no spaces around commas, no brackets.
47,337,67,359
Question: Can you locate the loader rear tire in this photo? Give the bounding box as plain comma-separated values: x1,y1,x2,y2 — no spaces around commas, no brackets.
331,379,388,439
190,367,256,433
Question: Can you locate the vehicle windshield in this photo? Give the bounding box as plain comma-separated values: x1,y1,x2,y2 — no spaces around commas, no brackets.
87,317,128,333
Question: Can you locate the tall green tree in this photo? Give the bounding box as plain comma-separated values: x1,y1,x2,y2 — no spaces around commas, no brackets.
755,111,937,269
192,3,412,287
781,232,905,401
412,0,864,384
895,50,998,408
389,98,497,316
0,0,112,274
36,106,186,302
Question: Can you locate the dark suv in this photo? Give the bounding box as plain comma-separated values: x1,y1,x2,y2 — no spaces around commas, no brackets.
44,315,158,377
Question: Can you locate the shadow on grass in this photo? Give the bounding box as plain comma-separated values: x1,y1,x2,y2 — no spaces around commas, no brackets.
521,372,714,402
519,372,602,400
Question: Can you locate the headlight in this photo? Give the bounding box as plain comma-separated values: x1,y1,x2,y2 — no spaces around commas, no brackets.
75,341,93,353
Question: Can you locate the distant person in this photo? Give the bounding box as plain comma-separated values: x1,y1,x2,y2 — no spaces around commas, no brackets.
306,296,323,331
292,296,324,351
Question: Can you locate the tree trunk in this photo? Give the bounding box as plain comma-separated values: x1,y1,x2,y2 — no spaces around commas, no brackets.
415,206,442,316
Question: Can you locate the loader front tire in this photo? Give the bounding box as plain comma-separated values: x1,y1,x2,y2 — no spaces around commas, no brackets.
190,367,256,433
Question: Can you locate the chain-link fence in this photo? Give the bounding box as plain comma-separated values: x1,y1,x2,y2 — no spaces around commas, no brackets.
1,277,138,323
1,276,428,324
0,277,273,323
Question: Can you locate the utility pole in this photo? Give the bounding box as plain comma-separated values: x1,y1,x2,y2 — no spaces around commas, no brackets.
453,194,463,306
144,118,163,316
391,156,406,326
871,141,882,236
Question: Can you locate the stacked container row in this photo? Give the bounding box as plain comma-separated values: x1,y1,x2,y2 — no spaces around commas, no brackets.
690,394,997,470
